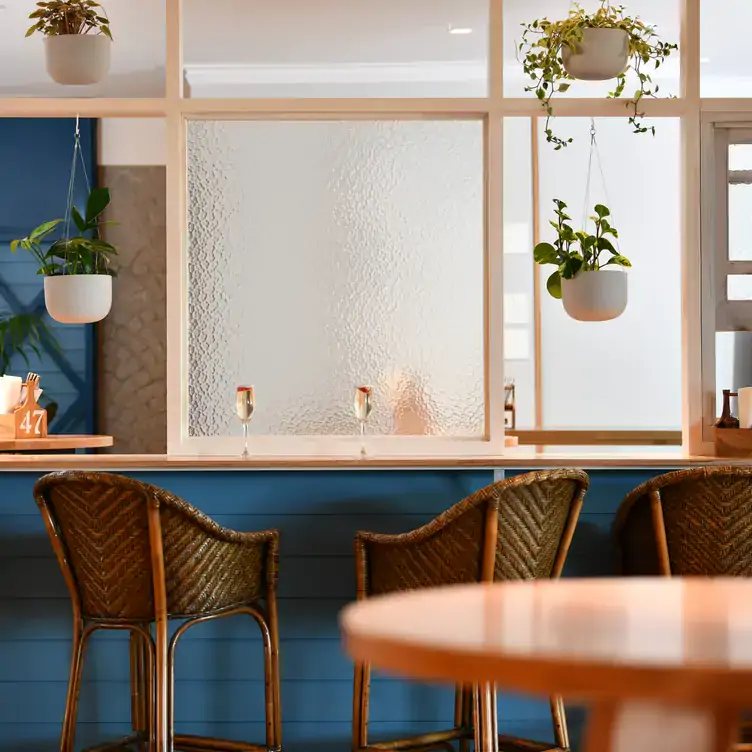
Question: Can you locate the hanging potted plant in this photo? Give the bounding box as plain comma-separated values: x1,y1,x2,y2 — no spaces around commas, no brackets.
26,0,113,86
519,2,677,149
534,199,630,322
11,187,117,325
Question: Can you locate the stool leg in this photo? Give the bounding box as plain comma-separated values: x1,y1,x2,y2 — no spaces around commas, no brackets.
267,595,282,751
550,695,570,750
352,661,371,750
154,616,169,752
61,619,86,752
473,683,499,752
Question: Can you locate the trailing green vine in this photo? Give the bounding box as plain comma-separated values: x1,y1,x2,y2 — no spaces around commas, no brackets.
519,2,678,149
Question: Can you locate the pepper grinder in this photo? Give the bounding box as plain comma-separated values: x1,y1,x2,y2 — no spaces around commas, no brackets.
716,389,740,429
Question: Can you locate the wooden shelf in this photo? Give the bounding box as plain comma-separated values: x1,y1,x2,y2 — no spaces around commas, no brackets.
0,435,113,452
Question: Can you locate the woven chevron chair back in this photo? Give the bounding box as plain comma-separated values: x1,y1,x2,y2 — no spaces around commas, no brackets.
34,471,271,621
361,469,589,596
615,467,752,576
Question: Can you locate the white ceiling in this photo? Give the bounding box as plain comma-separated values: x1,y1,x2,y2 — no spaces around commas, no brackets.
0,0,744,97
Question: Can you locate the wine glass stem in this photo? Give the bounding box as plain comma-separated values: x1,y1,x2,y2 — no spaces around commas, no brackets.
242,422,249,459
360,420,366,456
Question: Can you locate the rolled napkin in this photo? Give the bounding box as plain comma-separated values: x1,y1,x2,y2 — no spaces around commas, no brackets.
0,376,22,415
738,386,752,429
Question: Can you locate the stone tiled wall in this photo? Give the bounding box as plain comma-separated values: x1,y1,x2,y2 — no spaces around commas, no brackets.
100,166,167,453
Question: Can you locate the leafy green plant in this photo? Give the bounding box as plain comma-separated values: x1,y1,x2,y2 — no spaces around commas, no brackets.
534,199,631,298
0,312,59,423
26,0,112,39
11,187,118,277
519,2,677,149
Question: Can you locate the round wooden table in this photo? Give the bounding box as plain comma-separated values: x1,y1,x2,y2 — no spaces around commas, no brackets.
341,578,752,752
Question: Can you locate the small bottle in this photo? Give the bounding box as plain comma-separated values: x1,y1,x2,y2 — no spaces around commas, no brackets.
716,389,740,429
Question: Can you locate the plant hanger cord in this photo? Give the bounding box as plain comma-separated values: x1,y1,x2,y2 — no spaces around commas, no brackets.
582,117,621,255
63,115,92,274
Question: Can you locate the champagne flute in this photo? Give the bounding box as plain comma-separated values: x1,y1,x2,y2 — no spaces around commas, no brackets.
236,386,255,459
353,386,373,457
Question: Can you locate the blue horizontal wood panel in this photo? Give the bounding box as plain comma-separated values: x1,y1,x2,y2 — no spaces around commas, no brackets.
0,468,667,750
0,118,97,435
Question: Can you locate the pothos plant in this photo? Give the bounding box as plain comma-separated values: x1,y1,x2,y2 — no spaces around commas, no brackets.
519,2,678,149
11,187,118,277
534,199,631,299
26,0,112,39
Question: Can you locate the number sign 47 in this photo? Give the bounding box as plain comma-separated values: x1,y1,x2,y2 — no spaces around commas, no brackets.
15,406,47,438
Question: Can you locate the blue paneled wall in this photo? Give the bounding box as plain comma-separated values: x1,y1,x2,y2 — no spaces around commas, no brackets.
0,467,664,751
0,118,96,434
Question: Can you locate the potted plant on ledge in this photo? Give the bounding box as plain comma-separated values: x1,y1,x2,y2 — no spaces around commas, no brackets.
12,187,117,325
26,0,112,86
534,199,630,322
519,1,677,149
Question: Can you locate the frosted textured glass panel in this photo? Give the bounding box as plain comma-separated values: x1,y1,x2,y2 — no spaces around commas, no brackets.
187,120,484,437
538,118,681,429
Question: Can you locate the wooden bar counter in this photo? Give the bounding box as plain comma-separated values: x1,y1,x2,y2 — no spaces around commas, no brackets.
0,449,743,750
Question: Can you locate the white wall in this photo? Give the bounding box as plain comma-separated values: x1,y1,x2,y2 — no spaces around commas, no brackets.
98,119,166,166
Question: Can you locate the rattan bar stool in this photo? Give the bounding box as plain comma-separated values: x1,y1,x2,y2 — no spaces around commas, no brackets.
613,466,752,576
352,469,589,752
34,471,282,752
614,466,752,751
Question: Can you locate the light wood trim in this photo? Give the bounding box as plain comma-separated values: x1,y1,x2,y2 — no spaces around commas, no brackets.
181,98,495,117
508,430,682,446
2,450,750,471
0,99,166,117
0,435,113,451
681,0,705,454
531,118,543,436
486,114,505,448
502,98,689,118
165,0,184,102
488,0,503,103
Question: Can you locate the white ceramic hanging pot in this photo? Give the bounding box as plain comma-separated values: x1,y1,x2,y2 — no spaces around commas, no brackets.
44,34,111,85
561,269,627,322
44,275,112,324
561,28,629,81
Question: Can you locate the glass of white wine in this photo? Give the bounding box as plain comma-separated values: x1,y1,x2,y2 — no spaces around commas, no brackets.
236,386,255,459
353,386,373,457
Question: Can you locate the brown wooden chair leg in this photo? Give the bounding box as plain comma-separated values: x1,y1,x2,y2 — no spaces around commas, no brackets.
550,695,570,750
266,594,283,752
130,627,155,750
154,616,169,752
455,685,471,752
352,661,371,750
62,619,86,752
473,683,499,752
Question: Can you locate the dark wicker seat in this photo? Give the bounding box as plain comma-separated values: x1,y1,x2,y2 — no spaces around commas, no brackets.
352,469,590,752
34,471,281,752
614,466,752,576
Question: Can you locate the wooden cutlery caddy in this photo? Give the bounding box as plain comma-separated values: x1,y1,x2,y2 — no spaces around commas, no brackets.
0,373,47,439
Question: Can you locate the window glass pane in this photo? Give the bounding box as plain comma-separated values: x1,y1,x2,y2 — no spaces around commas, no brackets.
0,0,164,98
187,120,484,437
538,117,681,429
184,0,488,98
727,275,752,301
729,185,752,261
504,0,680,100
701,1,752,97
503,117,535,429
729,145,752,171
716,332,752,420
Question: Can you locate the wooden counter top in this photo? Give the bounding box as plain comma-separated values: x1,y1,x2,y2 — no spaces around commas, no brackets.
0,449,743,471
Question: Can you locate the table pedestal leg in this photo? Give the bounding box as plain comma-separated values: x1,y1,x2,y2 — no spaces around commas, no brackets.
473,683,499,752
585,701,739,752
